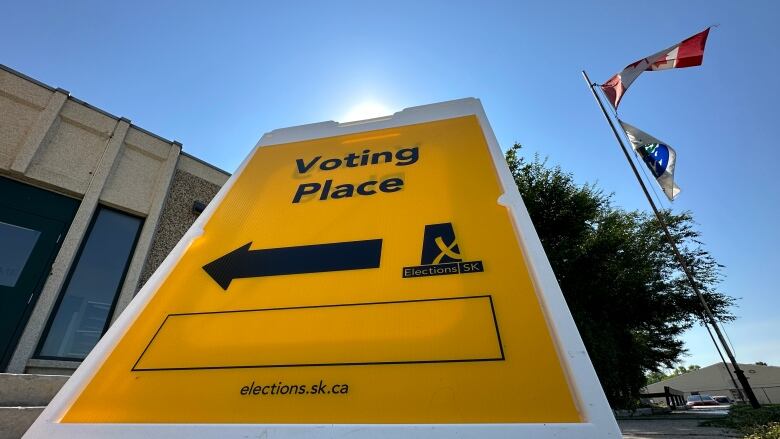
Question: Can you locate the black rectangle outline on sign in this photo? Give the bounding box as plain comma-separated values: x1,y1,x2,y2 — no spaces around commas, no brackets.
132,295,505,372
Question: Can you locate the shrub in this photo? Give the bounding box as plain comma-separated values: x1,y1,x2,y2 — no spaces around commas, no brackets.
744,422,780,439
703,405,780,437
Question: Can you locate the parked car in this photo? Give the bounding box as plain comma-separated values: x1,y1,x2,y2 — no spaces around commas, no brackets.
712,395,733,405
686,394,720,407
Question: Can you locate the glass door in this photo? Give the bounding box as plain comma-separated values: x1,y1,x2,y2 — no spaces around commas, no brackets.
0,177,78,370
0,209,69,368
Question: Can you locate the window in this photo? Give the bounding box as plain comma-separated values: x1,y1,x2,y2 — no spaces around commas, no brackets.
37,206,142,360
0,222,41,288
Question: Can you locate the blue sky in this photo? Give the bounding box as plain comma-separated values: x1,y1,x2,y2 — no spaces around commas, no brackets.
3,1,778,368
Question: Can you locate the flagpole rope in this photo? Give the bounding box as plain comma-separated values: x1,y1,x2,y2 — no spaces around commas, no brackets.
630,133,742,392
701,313,746,401
630,139,741,390
721,322,737,355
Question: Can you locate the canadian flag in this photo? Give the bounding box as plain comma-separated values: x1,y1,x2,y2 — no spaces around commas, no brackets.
601,28,710,108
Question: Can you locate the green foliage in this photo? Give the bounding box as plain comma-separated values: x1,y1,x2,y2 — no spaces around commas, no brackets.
746,423,780,439
703,405,780,437
646,365,701,385
505,145,734,408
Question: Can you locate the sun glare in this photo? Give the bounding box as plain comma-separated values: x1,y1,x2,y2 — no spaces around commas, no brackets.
341,101,392,122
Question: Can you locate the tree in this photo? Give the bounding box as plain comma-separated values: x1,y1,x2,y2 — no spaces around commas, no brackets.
505,145,734,408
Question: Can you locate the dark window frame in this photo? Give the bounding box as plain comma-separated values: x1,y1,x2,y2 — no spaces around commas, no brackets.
34,205,143,362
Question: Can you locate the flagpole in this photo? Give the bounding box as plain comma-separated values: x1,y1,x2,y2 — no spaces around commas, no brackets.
581,70,761,409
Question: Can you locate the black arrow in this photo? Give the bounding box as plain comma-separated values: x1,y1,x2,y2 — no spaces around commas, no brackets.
202,239,383,290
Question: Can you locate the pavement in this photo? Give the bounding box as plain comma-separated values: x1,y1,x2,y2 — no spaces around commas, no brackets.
619,419,741,438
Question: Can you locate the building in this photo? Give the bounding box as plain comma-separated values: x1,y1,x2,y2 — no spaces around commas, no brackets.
0,64,230,376
645,362,780,405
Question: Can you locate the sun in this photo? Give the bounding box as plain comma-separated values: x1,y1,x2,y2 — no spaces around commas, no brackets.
340,101,392,122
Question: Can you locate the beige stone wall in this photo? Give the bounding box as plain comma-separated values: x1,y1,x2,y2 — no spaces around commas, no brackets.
0,64,229,374
0,69,53,170
0,66,176,214
137,163,227,291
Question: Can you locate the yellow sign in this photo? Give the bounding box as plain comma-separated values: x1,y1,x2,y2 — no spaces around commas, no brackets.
26,99,620,438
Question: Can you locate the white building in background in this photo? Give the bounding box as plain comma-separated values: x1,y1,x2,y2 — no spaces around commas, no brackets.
645,363,780,404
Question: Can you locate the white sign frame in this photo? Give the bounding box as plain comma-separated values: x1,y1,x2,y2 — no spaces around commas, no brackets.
25,98,621,438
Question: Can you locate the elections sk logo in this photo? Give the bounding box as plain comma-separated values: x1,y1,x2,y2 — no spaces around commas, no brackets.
402,223,484,278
